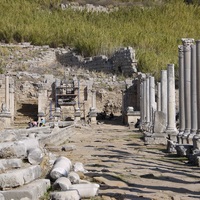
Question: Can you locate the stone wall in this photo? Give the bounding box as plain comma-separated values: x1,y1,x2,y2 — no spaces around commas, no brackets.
56,47,137,76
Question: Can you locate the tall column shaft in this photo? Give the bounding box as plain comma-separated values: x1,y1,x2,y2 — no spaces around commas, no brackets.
178,45,185,133
5,75,9,111
157,82,161,111
149,76,156,127
161,70,167,124
166,64,177,131
190,44,197,135
193,40,200,150
143,80,147,124
182,39,193,137
146,76,150,124
196,40,200,135
140,82,144,124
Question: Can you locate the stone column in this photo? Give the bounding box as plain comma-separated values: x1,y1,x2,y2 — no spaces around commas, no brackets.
9,83,15,122
5,74,10,112
177,45,185,143
142,79,147,127
149,76,156,131
89,90,97,124
157,82,161,111
146,76,150,130
188,44,197,143
193,40,200,150
166,64,178,140
161,70,167,125
140,82,144,125
182,38,194,144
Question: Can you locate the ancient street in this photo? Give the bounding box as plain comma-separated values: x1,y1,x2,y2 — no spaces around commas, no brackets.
52,118,200,200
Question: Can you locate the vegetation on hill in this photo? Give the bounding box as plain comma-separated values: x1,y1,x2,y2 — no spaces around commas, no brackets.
0,0,199,79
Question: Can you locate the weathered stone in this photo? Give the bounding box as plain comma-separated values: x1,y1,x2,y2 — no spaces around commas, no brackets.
0,179,50,200
153,111,166,133
68,171,80,184
52,177,71,191
27,147,44,165
50,190,80,200
0,158,22,171
0,165,42,189
50,156,72,180
175,144,193,156
69,183,99,198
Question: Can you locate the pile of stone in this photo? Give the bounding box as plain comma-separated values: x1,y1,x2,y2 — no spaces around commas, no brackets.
0,124,99,200
49,156,99,199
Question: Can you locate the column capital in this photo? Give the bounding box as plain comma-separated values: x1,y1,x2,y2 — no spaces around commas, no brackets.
181,38,194,46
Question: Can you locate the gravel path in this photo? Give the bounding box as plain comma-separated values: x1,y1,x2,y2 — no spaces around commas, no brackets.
55,120,200,200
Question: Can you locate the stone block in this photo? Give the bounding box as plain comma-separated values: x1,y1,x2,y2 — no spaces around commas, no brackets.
50,190,80,200
175,144,193,157
0,158,22,171
153,111,166,133
69,183,99,198
0,165,42,189
0,179,50,200
52,177,71,191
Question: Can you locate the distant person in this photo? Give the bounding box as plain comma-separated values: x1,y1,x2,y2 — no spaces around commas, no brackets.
32,121,38,127
28,120,33,128
39,118,45,127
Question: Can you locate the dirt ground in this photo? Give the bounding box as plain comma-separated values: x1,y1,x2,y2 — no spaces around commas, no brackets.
53,117,200,200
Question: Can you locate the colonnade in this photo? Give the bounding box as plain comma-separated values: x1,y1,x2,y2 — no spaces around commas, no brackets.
139,38,200,158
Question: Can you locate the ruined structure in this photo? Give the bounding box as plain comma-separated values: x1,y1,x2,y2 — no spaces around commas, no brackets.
0,74,15,129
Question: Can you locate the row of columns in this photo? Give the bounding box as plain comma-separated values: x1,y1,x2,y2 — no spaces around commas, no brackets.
140,64,177,144
139,38,200,155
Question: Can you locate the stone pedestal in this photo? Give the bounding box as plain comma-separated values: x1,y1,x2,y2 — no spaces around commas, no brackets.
74,108,81,121
0,112,12,130
124,107,140,127
89,107,97,124
54,107,61,122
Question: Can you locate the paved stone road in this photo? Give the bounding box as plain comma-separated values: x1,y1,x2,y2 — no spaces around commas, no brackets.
56,119,200,200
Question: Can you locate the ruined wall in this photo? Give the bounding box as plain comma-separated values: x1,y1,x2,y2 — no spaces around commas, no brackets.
56,47,137,76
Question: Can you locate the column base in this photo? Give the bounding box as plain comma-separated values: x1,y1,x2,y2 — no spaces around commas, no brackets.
177,131,184,144
192,134,200,150
181,130,190,144
144,132,167,145
165,129,178,142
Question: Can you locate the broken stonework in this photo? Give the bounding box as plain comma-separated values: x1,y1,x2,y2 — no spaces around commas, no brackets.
0,179,50,200
0,158,22,171
52,177,72,191
50,190,80,200
50,156,72,180
68,171,80,184
69,183,99,198
27,147,44,165
0,165,41,189
153,111,166,133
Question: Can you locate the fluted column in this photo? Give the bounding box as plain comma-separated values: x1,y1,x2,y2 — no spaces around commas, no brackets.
177,45,185,143
188,44,197,143
166,64,178,140
182,38,194,144
193,40,200,150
